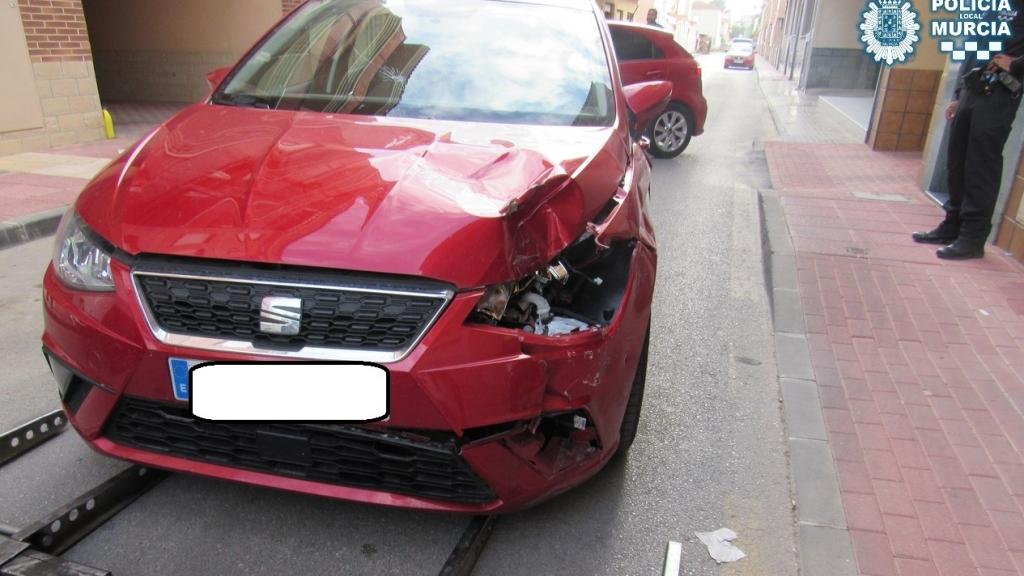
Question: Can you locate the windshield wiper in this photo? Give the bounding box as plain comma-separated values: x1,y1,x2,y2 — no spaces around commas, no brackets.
211,92,278,110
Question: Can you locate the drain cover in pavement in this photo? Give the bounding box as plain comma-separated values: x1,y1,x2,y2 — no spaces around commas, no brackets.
851,191,911,203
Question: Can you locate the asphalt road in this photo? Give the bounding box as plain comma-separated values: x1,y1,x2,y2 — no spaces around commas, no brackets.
0,53,798,576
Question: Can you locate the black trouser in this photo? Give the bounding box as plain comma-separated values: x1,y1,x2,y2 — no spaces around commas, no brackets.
945,86,1021,244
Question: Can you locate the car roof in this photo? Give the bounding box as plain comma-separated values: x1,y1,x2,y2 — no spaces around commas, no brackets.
501,0,600,11
607,20,673,36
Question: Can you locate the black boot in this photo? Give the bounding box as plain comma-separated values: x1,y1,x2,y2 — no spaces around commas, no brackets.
936,238,985,260
912,219,959,245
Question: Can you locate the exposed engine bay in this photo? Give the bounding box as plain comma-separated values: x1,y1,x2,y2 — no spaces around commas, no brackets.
470,237,635,336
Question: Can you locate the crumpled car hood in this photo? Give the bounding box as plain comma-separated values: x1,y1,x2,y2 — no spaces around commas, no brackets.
77,105,627,288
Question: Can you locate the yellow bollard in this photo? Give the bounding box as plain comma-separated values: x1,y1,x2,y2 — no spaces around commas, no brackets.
102,109,116,139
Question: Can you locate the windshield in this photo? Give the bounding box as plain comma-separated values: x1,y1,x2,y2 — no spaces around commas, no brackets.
730,42,754,54
214,0,615,127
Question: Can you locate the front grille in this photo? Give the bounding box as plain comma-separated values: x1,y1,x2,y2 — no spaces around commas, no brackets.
134,270,449,353
106,398,495,505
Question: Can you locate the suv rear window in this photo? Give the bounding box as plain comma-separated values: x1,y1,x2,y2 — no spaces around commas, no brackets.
214,0,615,127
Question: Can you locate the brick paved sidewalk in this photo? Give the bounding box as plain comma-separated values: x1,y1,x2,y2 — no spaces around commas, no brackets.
0,102,183,223
766,140,1024,576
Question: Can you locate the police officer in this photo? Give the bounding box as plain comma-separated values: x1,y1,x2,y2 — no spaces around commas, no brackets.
913,9,1024,259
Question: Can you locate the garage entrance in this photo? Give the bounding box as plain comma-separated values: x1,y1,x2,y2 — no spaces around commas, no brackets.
80,0,284,137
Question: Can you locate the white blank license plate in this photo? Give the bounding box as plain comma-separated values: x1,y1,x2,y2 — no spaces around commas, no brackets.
191,363,389,422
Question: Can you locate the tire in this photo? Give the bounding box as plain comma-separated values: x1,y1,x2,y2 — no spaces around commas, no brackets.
647,103,694,159
616,328,650,456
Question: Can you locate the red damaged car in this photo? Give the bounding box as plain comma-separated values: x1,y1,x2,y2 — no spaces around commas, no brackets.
42,0,662,513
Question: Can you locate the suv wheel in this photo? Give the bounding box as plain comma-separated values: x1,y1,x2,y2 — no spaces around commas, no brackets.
647,103,694,159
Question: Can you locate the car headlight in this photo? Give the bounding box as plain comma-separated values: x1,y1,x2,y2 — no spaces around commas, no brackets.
52,211,115,291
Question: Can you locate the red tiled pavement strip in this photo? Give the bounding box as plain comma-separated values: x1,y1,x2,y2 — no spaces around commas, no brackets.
0,162,103,222
0,102,186,223
767,141,1024,576
0,172,89,221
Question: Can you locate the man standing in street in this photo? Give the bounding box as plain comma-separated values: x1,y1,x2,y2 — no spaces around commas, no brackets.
913,8,1024,259
646,8,663,28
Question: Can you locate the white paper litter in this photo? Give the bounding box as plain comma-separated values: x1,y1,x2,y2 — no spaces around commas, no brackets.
695,528,747,564
663,541,683,576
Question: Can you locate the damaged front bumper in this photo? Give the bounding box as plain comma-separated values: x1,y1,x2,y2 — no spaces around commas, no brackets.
41,239,656,513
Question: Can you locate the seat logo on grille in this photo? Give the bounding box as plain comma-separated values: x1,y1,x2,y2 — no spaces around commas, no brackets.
259,297,303,335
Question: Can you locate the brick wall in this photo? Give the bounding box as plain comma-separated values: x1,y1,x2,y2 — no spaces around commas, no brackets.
282,0,304,14
18,0,93,62
0,0,103,155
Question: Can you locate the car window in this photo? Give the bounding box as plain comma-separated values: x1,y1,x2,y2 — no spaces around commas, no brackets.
610,28,664,61
215,0,615,127
730,41,754,53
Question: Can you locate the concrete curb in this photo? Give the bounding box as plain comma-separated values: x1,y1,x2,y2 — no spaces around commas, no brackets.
759,188,859,576
0,207,66,251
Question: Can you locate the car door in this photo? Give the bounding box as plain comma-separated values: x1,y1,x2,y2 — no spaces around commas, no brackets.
610,27,667,86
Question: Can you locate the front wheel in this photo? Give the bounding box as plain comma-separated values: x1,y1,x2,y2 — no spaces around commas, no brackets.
647,103,694,159
616,328,650,456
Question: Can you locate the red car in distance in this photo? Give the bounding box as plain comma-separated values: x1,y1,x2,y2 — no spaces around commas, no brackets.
725,38,756,70
609,21,708,158
42,0,666,513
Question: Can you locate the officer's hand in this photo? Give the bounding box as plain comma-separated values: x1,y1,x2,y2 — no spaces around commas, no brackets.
945,101,959,121
993,54,1015,72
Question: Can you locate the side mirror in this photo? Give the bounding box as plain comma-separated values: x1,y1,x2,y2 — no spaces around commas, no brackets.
206,67,232,90
623,80,673,134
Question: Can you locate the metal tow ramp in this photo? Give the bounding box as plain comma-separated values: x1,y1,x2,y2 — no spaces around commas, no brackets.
1,409,504,576
0,410,167,575
12,465,168,556
0,411,67,467
438,515,498,576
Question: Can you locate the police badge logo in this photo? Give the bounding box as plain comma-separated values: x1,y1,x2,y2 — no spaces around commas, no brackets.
860,0,921,66
932,2,1016,62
